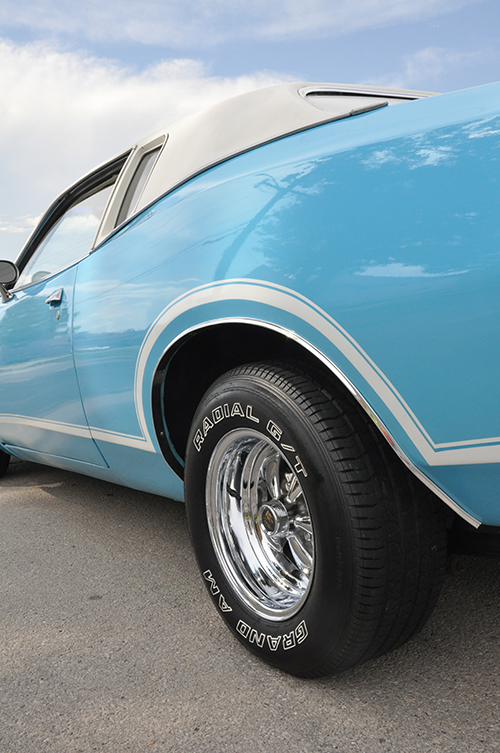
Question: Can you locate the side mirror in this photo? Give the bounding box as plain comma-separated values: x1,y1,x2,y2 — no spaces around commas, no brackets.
0,260,19,303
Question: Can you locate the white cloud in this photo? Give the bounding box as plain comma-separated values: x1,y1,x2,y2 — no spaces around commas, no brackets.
367,46,487,90
0,216,39,234
0,0,482,47
0,40,287,259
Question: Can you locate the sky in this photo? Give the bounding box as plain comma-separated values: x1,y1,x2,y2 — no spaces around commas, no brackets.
1,0,499,260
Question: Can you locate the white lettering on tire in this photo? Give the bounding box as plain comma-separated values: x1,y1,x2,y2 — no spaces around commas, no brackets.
219,594,233,612
203,570,233,612
235,620,308,651
266,420,283,441
203,569,220,595
193,403,308,478
193,402,261,451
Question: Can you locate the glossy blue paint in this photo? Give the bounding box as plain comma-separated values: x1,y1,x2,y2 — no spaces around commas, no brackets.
0,266,106,465
3,82,500,522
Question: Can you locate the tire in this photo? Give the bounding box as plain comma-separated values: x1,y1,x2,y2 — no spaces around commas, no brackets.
0,448,10,478
185,362,447,677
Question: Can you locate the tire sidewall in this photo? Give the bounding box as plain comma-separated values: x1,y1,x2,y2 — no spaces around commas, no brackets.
185,370,357,675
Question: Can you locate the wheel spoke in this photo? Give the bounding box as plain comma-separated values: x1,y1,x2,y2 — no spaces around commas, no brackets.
288,532,313,570
293,515,312,536
206,429,315,619
285,473,303,505
263,451,281,500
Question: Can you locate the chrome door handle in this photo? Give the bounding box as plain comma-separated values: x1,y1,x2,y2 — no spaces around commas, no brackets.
45,288,64,305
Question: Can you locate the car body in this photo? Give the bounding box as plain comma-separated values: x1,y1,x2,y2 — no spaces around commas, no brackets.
1,80,499,675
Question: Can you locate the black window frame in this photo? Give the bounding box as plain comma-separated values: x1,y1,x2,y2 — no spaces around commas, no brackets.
15,152,130,287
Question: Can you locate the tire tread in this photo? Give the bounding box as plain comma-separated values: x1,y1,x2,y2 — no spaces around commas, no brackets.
224,361,447,676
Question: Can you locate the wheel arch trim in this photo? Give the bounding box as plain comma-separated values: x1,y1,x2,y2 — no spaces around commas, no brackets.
155,317,479,526
134,279,487,526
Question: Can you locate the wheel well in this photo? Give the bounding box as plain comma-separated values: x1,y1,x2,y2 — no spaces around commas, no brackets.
151,321,464,527
153,322,341,478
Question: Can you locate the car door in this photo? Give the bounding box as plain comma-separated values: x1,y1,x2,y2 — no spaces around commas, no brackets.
0,157,127,466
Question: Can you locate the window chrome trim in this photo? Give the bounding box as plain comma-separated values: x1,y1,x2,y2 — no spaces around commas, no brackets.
116,145,163,227
93,135,167,248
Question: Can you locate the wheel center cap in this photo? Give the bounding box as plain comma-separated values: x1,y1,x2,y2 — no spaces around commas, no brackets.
259,502,288,536
261,505,277,533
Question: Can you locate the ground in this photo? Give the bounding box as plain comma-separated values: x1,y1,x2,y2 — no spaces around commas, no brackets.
1,459,499,752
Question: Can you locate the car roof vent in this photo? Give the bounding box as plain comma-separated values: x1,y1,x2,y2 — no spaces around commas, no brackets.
300,85,431,114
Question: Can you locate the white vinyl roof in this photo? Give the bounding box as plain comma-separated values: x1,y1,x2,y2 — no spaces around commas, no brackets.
137,82,435,212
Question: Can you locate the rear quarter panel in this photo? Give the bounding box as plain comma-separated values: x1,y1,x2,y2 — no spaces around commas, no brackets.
73,82,500,522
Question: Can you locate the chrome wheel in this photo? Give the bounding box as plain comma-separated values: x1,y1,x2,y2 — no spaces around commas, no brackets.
186,363,448,676
206,428,314,620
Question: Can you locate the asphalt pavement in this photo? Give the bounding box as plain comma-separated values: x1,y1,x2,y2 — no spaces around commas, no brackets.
1,458,499,753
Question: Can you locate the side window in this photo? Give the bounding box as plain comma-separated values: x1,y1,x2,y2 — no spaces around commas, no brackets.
18,184,114,287
116,147,161,226
16,173,121,289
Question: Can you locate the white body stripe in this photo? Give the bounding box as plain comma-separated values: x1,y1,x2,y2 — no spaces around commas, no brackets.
0,415,91,439
2,280,497,483
135,279,500,467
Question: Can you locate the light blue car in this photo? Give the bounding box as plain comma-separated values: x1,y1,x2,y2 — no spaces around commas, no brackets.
1,81,499,676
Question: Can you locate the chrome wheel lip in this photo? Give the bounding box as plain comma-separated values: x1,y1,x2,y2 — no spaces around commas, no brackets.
206,428,315,621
